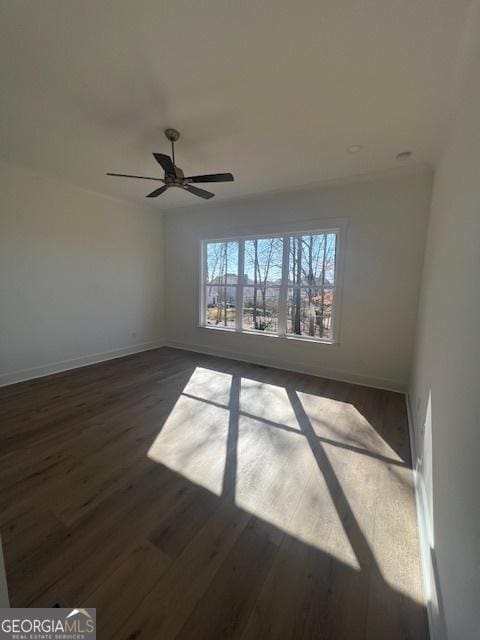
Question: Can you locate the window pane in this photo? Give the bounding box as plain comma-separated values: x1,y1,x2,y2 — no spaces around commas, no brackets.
288,233,337,287
287,287,334,339
206,241,239,284
205,285,236,327
244,238,283,287
242,286,279,332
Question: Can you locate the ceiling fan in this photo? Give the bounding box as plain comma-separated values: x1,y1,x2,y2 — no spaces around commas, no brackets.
106,128,234,200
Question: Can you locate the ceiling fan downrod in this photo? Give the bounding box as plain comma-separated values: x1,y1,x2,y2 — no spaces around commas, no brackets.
164,128,180,166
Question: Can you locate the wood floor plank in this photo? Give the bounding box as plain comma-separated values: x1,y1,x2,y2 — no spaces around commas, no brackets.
0,347,427,639
6,463,186,606
1,506,66,575
366,394,427,640
175,516,280,640
83,541,172,638
241,380,373,640
116,498,252,640
147,482,220,560
0,455,82,524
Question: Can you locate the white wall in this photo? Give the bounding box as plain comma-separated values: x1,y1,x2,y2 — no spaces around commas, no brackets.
164,170,432,391
409,3,480,639
0,161,164,385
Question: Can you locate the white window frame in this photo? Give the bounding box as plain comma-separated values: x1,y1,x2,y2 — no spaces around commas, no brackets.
199,223,345,345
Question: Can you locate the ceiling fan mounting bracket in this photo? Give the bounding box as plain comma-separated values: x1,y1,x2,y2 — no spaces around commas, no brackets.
164,128,180,142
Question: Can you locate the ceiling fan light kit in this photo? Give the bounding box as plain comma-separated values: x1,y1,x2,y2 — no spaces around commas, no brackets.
106,128,234,199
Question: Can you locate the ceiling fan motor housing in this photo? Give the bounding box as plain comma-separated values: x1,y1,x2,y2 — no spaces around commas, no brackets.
165,165,184,186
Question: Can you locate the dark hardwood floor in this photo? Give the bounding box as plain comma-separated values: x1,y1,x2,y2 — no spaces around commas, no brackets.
0,347,427,639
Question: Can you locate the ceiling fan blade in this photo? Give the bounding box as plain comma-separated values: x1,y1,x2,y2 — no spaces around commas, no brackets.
153,153,176,176
185,173,234,183
146,185,169,198
106,172,164,182
184,185,215,200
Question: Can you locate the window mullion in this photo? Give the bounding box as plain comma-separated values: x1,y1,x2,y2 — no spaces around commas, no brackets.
328,284,336,343
236,239,244,331
278,236,289,336
201,241,207,326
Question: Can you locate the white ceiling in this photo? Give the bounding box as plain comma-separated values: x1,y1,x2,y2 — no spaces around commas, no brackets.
0,0,470,209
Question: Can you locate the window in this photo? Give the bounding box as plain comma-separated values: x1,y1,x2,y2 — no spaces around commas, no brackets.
201,230,340,343
204,241,239,328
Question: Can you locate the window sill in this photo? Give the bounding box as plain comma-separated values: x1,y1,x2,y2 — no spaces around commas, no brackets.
198,324,338,347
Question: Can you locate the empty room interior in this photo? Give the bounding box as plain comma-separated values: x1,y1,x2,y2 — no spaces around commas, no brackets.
0,2,479,639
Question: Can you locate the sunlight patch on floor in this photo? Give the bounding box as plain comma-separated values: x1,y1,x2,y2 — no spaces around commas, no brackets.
239,378,301,430
297,390,404,462
147,393,229,495
235,415,362,570
182,367,233,406
147,366,420,587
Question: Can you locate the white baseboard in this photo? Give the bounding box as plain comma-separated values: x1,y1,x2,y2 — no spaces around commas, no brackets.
165,338,406,393
0,340,165,388
405,394,444,640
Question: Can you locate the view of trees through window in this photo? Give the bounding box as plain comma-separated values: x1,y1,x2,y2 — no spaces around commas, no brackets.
287,233,336,338
205,241,238,327
203,231,337,341
243,237,283,332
